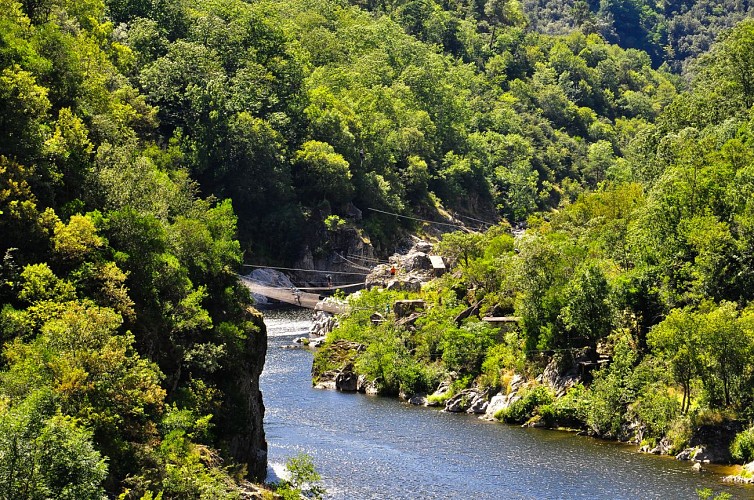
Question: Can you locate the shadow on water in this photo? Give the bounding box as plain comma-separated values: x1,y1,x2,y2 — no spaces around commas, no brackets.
261,307,754,499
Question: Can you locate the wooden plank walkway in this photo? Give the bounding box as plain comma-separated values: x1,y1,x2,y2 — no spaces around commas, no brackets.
238,276,348,314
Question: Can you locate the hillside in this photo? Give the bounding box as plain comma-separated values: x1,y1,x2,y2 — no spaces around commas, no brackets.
2,0,754,496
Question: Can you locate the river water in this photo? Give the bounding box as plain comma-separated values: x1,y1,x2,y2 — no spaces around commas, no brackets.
261,308,753,499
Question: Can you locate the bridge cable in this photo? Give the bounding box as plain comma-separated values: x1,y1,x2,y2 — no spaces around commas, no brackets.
366,207,473,230
240,264,369,276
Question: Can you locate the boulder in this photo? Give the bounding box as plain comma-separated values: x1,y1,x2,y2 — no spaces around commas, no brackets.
311,340,365,390
445,391,472,413
407,393,428,406
691,421,744,464
393,299,425,318
313,371,338,390
445,388,488,413
364,240,436,290
466,391,490,414
308,337,325,349
309,311,338,338
483,392,521,421
386,278,422,292
357,375,379,395
642,437,671,456
542,356,581,397
426,380,453,407
724,461,754,484
508,374,525,393
401,252,432,272
335,370,358,392
675,447,702,461
410,241,433,254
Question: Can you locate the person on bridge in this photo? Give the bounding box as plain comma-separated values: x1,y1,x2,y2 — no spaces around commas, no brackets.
326,274,333,288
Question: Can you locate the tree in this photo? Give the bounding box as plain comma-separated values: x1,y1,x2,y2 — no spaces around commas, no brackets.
0,392,108,500
697,302,751,408
648,307,701,413
437,230,485,268
293,140,353,205
560,264,614,348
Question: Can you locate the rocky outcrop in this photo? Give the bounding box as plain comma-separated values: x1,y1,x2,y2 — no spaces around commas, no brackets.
724,461,754,484
393,300,425,318
484,392,522,421
309,310,338,338
357,375,379,395
539,355,582,397
222,307,267,480
674,421,745,464
365,241,439,291
407,393,428,405
426,379,453,407
483,374,525,421
294,225,375,285
311,340,365,391
640,437,672,456
445,388,489,414
335,364,359,392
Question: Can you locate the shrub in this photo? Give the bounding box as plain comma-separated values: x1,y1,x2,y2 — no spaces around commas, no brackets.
665,415,693,455
496,385,553,424
396,361,443,396
479,332,526,391
585,372,626,438
731,427,754,463
552,384,588,428
631,385,680,438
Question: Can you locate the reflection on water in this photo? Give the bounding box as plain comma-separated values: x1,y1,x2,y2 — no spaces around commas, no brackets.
261,308,754,499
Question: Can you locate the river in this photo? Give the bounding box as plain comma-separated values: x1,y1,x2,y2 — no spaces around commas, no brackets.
261,308,753,499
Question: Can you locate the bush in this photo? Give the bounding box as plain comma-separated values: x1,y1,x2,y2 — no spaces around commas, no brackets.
495,385,553,424
631,385,680,438
665,415,693,455
731,427,754,463
479,332,526,391
552,384,588,428
585,372,626,438
440,321,497,376
396,360,443,396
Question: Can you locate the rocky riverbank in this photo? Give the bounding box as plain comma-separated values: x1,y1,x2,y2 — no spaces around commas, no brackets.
312,339,753,481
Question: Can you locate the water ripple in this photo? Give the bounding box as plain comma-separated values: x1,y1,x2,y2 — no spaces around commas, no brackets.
263,310,753,500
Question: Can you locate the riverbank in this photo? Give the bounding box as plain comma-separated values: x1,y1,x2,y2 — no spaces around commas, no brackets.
263,308,753,498
311,328,753,483
305,232,754,488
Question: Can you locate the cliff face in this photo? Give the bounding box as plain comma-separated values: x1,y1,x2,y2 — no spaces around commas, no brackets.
217,307,268,480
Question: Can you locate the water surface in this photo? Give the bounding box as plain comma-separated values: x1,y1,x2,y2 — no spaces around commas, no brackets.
261,308,753,499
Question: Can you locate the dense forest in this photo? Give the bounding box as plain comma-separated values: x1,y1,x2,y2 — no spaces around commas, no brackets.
313,9,754,475
2,0,754,496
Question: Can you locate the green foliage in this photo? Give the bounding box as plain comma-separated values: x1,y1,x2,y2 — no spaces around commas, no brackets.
697,488,733,500
5,0,754,493
0,391,108,500
324,214,346,231
730,427,754,464
440,321,497,376
285,453,325,499
559,264,614,347
479,332,526,390
495,385,554,424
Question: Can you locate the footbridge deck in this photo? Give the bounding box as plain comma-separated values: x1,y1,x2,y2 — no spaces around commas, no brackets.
239,276,350,314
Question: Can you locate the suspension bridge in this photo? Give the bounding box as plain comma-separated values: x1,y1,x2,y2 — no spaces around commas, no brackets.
238,274,355,314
